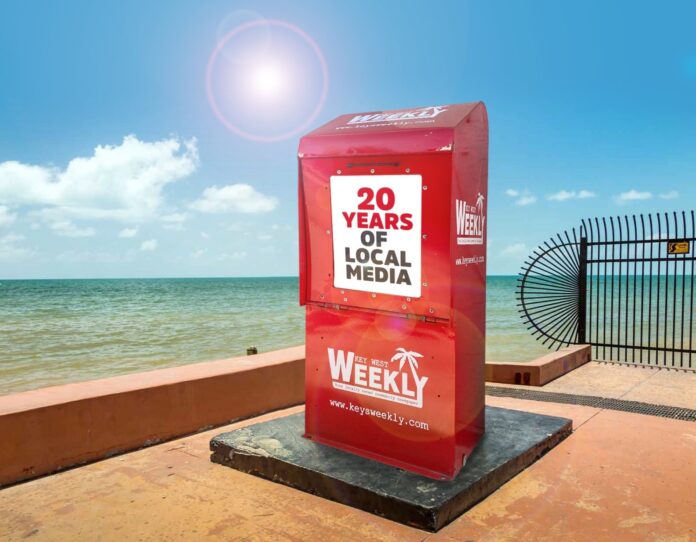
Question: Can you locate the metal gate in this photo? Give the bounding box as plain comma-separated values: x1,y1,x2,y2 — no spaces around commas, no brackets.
517,211,695,369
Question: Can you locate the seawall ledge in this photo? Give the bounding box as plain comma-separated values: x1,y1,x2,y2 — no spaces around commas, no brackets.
0,343,590,487
0,345,305,486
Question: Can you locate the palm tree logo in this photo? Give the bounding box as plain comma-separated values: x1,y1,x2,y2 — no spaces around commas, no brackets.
391,347,424,382
476,193,485,215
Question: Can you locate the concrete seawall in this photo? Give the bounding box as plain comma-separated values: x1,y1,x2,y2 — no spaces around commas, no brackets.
486,344,591,386
0,346,305,486
0,344,590,487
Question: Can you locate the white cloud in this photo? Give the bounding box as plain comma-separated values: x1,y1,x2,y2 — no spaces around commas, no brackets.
200,232,210,239
0,205,16,227
55,250,125,264
2,233,24,244
0,233,32,262
516,195,537,206
617,189,653,202
501,242,528,257
547,189,596,201
119,227,138,238
258,233,273,241
190,248,206,258
140,239,157,251
505,188,537,206
659,190,679,200
217,251,247,261
190,184,278,214
0,135,198,224
161,212,188,230
548,190,574,201
40,213,96,237
162,212,188,223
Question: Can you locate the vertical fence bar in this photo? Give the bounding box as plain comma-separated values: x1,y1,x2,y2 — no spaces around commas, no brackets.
664,212,670,366
671,212,678,367
632,215,639,363
640,215,646,364
628,219,633,362
602,218,608,360
609,217,616,359
595,218,601,360
680,211,687,368
585,219,594,352
578,236,587,344
612,216,623,361
648,215,655,366
656,215,661,366
690,210,695,369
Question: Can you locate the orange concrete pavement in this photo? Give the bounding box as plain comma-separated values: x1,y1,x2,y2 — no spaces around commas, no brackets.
541,361,696,410
1,396,694,542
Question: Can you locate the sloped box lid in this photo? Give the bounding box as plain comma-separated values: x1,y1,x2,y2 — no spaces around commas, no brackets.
298,103,483,158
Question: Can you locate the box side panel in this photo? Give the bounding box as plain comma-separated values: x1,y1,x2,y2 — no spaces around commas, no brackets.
451,103,489,459
304,304,458,479
298,159,308,305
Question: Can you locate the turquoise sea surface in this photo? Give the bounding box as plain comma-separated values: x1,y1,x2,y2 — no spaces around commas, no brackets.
0,276,550,394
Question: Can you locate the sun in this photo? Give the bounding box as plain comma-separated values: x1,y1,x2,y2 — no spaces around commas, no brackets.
206,19,328,142
248,62,284,99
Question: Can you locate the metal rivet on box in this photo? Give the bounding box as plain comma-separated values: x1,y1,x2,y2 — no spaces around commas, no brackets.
429,308,435,314
405,168,411,173
337,170,342,174
422,234,428,239
401,304,407,310
406,297,412,302
370,168,375,174
343,298,348,302
371,293,376,298
423,185,428,191
423,282,428,287
326,229,330,234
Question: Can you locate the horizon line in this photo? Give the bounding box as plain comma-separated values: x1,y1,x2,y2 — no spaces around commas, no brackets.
0,274,523,281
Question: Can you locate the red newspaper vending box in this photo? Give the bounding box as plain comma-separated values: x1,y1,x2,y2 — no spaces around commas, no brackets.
298,103,488,480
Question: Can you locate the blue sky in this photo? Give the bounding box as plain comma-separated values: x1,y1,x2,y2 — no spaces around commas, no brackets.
0,0,694,278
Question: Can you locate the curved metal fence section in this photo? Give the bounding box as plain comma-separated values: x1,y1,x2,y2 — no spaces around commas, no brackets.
517,210,695,369
516,228,581,350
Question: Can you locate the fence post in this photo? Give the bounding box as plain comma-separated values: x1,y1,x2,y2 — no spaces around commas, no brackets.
578,236,588,344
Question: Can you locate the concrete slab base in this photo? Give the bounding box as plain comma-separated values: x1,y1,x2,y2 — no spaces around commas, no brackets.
210,407,572,531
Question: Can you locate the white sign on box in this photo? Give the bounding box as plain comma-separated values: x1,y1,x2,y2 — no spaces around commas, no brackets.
330,174,422,298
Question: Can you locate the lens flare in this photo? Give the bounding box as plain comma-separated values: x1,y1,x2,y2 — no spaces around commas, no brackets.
248,63,284,99
215,10,271,65
206,19,329,142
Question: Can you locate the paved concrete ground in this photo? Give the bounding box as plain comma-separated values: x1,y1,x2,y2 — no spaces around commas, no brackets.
539,361,696,409
1,396,694,542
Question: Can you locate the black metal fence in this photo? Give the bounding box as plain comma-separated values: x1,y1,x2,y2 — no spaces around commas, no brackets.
517,211,695,370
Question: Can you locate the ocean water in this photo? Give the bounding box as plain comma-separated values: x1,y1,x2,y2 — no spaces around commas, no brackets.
0,276,550,395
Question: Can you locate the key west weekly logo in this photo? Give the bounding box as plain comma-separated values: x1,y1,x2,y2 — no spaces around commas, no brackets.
346,106,447,125
328,347,429,408
456,193,485,245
